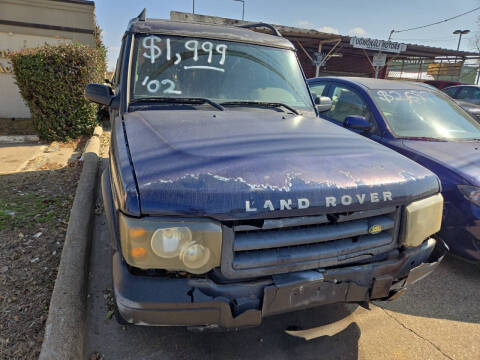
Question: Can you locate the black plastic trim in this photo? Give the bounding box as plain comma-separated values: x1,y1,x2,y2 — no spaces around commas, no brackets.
221,207,401,279
113,239,447,328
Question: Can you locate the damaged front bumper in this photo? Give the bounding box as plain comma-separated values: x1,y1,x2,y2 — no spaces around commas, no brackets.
113,238,448,329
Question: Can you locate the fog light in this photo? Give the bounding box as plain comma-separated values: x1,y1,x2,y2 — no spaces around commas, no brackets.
181,242,211,269
151,227,191,258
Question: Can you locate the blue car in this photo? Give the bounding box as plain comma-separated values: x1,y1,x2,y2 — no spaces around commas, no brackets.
307,77,480,262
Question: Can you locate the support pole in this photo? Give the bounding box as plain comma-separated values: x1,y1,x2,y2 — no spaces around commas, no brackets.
315,42,322,77
417,59,423,81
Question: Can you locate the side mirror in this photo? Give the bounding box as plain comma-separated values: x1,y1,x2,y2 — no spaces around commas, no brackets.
344,115,372,132
84,83,113,106
314,96,332,113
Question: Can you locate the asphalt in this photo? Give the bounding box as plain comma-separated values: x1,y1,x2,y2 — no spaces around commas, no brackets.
85,161,480,360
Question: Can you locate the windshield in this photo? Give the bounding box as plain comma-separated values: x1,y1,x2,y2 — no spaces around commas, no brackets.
370,89,480,140
130,35,314,113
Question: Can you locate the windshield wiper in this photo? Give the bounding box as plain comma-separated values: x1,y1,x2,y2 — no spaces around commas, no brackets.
220,101,299,115
130,97,224,111
402,136,447,142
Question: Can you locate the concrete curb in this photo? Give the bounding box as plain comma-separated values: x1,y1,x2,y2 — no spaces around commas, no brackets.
39,126,103,360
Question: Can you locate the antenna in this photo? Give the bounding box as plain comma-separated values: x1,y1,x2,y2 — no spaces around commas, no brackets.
138,8,146,21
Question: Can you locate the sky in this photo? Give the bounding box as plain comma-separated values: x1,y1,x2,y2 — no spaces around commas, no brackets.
95,0,480,71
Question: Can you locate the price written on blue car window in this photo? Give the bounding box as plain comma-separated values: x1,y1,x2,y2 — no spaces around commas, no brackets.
375,90,435,104
141,35,228,95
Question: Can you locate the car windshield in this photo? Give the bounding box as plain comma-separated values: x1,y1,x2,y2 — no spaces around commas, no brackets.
130,35,314,113
370,89,480,140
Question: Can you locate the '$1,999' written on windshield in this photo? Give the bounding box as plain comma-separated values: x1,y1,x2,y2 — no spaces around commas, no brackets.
142,35,228,69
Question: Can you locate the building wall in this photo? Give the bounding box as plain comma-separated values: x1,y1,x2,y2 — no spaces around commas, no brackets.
0,0,95,119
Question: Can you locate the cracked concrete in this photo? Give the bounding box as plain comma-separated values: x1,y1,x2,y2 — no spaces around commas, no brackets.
377,254,480,360
380,308,454,360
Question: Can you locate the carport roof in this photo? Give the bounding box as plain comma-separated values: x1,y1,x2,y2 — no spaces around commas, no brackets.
169,11,479,59
274,25,479,59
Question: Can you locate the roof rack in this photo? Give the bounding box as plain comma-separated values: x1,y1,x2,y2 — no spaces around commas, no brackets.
239,23,282,37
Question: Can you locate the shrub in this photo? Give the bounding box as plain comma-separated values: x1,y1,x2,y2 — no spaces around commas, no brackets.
10,43,106,141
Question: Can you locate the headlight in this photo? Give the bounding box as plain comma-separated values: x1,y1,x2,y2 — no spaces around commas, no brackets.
181,243,211,269
401,193,443,247
458,185,480,207
151,227,191,258
119,214,222,274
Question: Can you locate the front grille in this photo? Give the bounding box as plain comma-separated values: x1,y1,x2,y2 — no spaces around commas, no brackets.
220,206,400,279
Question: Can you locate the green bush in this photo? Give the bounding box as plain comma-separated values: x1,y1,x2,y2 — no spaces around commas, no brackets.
10,43,106,141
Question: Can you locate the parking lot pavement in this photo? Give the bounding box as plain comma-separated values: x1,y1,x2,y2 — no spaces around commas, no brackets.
85,173,480,360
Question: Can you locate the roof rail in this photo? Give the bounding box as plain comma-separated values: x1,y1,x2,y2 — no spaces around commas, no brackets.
239,23,282,37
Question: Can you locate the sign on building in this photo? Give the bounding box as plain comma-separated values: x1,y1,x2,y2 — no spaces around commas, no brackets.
372,54,387,67
350,37,407,53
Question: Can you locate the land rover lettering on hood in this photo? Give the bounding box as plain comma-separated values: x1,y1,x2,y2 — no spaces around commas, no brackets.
245,191,393,212
84,10,447,329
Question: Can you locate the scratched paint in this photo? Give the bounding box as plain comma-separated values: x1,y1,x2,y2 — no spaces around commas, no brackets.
115,109,440,220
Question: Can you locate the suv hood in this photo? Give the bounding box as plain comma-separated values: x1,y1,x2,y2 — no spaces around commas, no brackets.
124,110,439,220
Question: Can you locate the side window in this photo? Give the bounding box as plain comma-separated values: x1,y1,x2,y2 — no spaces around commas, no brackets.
324,85,371,124
457,87,480,102
309,83,327,99
443,87,458,98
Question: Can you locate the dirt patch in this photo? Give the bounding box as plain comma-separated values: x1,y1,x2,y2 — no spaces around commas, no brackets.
99,128,111,159
23,136,87,172
0,162,82,359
